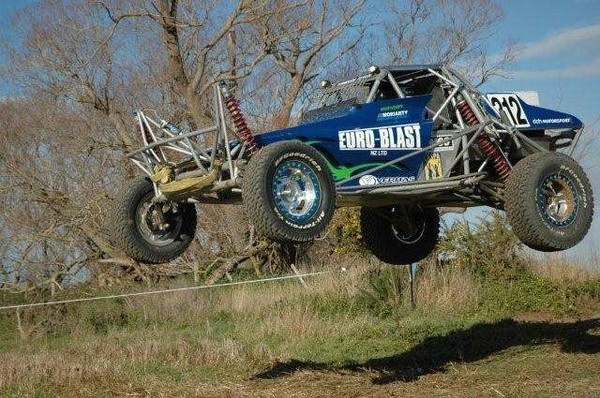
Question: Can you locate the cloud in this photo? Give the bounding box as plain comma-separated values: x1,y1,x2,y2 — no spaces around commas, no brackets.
517,24,600,60
505,23,600,80
510,56,600,79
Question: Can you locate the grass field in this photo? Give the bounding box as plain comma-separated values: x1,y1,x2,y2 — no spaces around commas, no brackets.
1,256,599,397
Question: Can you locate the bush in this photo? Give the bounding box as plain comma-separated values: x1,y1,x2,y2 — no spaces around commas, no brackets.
326,208,364,254
83,299,130,334
357,265,406,316
437,211,526,279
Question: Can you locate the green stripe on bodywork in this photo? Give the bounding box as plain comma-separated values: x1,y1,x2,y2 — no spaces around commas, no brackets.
306,140,402,182
322,158,388,181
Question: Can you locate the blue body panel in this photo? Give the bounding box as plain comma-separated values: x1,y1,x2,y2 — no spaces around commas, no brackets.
255,96,434,186
484,94,583,130
518,100,582,130
254,93,582,186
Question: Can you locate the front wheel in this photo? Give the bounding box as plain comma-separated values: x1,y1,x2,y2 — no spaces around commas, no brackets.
242,141,335,242
112,178,197,263
504,152,594,251
361,205,440,265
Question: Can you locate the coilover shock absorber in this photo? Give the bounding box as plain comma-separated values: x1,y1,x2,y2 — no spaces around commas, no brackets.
456,95,511,180
218,81,260,156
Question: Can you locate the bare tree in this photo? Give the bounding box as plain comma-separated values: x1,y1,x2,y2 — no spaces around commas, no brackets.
381,0,517,85
0,0,274,290
8,0,141,151
0,0,519,290
93,0,273,127
246,0,366,127
0,98,117,293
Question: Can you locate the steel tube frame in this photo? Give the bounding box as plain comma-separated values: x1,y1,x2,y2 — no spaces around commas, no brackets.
126,124,217,159
339,172,486,195
126,98,241,189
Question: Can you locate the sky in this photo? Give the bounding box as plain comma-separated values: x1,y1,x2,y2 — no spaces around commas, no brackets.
479,0,600,261
485,0,600,122
0,0,599,260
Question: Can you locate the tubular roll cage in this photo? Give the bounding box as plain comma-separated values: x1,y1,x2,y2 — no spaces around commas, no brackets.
127,84,246,201
126,65,581,208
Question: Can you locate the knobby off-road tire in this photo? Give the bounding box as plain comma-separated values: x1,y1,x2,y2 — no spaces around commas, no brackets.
112,178,197,263
242,141,335,242
504,152,593,251
361,205,440,265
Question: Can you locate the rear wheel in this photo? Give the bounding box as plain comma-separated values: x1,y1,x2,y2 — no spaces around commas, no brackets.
113,178,197,263
361,205,440,265
504,152,593,251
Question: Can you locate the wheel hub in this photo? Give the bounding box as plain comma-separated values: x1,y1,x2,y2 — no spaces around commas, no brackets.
137,196,183,246
384,205,427,244
272,160,321,222
537,173,578,227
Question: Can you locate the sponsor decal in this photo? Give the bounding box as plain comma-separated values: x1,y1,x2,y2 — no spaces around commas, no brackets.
378,110,409,119
532,117,571,124
358,175,378,186
380,104,405,112
430,135,454,152
424,153,443,180
379,104,404,112
358,174,415,186
378,176,415,184
338,123,422,151
377,104,408,120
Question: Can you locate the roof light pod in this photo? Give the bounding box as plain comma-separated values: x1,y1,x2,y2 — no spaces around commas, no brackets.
320,80,331,88
368,65,380,74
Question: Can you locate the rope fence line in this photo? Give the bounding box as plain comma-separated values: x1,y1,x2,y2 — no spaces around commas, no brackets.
0,271,329,311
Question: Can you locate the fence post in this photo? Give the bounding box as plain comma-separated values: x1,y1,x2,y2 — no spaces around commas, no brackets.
409,262,418,309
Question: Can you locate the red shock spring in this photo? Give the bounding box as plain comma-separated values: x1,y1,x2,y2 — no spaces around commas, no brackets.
220,84,259,156
456,99,511,180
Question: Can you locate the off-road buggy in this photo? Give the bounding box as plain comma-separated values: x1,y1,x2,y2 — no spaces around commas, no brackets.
113,64,594,265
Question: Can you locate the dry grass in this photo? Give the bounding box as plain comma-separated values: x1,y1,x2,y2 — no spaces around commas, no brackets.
414,263,480,313
531,253,600,282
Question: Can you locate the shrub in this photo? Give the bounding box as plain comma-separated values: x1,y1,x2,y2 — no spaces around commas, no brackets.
437,211,526,279
357,265,406,316
326,208,365,254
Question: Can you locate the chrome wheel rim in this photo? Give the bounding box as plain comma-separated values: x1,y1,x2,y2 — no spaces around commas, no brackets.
536,173,578,227
272,160,321,223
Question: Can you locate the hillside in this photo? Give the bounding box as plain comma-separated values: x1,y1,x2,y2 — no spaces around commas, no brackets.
1,252,599,397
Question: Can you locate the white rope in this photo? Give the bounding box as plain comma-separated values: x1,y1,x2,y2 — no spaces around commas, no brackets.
0,271,329,311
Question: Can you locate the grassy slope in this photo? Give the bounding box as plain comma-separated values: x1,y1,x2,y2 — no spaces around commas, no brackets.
0,262,599,397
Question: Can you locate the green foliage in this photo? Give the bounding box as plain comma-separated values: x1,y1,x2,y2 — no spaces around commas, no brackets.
358,266,405,316
0,250,598,397
568,279,600,300
302,290,369,318
83,300,129,334
437,211,526,279
478,272,600,317
327,208,364,254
